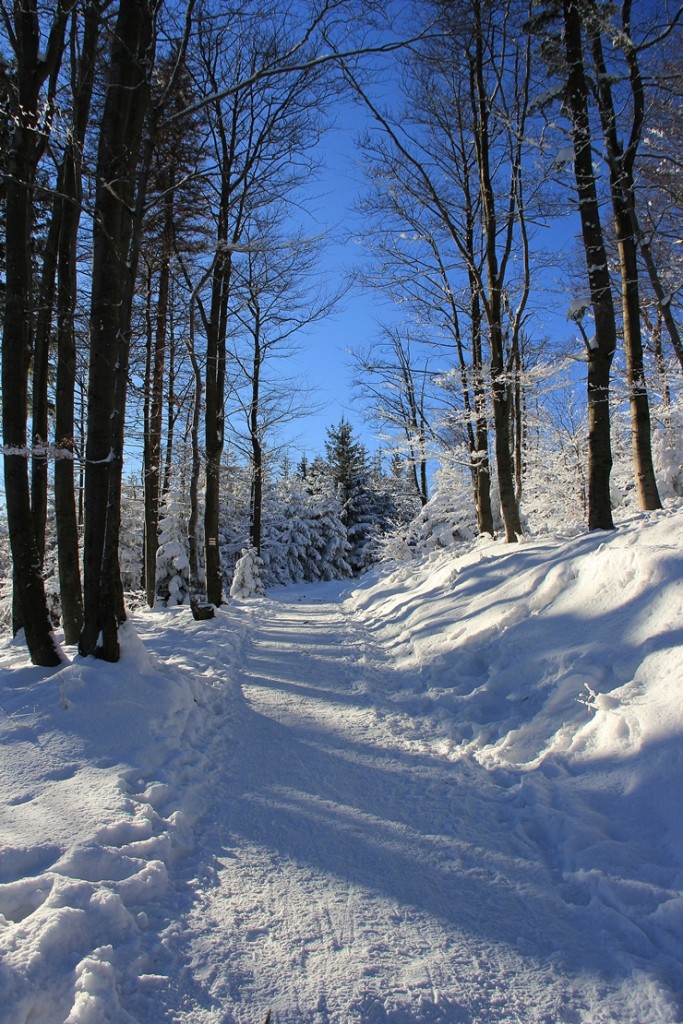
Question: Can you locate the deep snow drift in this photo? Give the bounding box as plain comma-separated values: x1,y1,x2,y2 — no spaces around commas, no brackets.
1,506,682,1024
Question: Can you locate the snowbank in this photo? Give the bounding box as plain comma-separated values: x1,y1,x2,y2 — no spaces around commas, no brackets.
1,506,682,1023
0,615,243,1024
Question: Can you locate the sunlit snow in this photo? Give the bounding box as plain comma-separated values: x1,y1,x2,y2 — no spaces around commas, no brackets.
1,506,682,1023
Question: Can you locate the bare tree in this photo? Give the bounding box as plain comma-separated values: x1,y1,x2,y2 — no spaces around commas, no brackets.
79,0,156,658
228,220,337,552
140,56,205,607
348,0,535,540
551,0,618,530
54,3,102,645
584,0,662,510
1,0,70,665
190,14,331,602
351,327,431,506
634,18,683,371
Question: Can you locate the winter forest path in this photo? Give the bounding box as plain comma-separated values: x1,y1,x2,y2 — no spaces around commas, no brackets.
161,585,672,1024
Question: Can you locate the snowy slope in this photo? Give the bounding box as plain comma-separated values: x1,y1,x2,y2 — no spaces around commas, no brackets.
1,506,682,1024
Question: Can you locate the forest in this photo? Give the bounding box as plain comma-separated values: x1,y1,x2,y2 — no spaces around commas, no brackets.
1,0,682,667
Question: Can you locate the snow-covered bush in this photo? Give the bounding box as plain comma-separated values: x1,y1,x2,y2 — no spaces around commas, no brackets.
217,459,251,595
230,546,265,598
0,518,13,634
389,461,480,557
260,477,352,584
652,394,683,499
119,478,144,591
155,501,190,606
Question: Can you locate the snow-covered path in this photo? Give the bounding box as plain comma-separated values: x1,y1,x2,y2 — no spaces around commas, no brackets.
3,515,683,1024
162,587,678,1024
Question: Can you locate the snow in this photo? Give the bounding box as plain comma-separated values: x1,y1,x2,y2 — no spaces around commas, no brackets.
1,506,683,1024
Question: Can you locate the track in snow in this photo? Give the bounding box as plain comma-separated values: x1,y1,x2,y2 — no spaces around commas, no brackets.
163,587,673,1024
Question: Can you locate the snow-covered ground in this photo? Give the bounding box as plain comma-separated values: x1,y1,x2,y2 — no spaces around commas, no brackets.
1,506,682,1024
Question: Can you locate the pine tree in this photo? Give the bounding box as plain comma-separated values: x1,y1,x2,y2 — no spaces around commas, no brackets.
324,417,368,502
230,546,265,599
261,476,351,584
323,419,392,573
155,499,190,606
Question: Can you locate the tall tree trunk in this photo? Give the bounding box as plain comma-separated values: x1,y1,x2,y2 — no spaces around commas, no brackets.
616,201,662,509
162,293,177,503
204,256,229,606
185,274,213,618
471,6,521,542
143,244,171,606
3,123,61,663
41,6,98,644
55,145,86,645
470,293,494,535
54,6,98,646
31,205,61,563
80,0,154,659
142,266,154,588
588,20,661,511
562,0,615,530
249,327,263,553
434,203,493,534
1,3,68,666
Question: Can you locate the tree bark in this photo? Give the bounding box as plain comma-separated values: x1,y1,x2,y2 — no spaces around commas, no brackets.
588,17,661,511
184,265,214,618
471,5,521,542
204,247,230,606
469,273,494,536
80,0,154,658
31,204,61,564
143,238,171,606
562,0,615,531
55,147,85,644
52,6,99,646
249,317,263,553
1,3,68,665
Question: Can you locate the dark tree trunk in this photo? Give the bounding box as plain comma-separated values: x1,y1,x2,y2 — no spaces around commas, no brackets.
143,246,170,606
80,0,154,659
162,299,176,503
142,267,154,588
31,205,61,564
419,455,429,508
48,6,97,645
249,329,263,553
563,0,615,531
204,243,230,606
588,21,661,512
55,144,86,644
1,4,68,666
52,6,99,646
470,292,494,536
185,274,214,619
471,10,521,542
616,201,662,510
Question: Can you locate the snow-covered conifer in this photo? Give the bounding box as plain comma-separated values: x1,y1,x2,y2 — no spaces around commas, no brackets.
230,545,266,598
119,478,145,594
155,500,190,606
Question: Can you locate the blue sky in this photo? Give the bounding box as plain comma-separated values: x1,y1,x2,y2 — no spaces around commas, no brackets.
275,98,585,468
272,99,389,462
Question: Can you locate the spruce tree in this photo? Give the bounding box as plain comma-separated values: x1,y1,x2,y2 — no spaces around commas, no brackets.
324,418,368,503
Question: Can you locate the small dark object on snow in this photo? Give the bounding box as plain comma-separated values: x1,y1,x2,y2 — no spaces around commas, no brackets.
191,601,215,621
